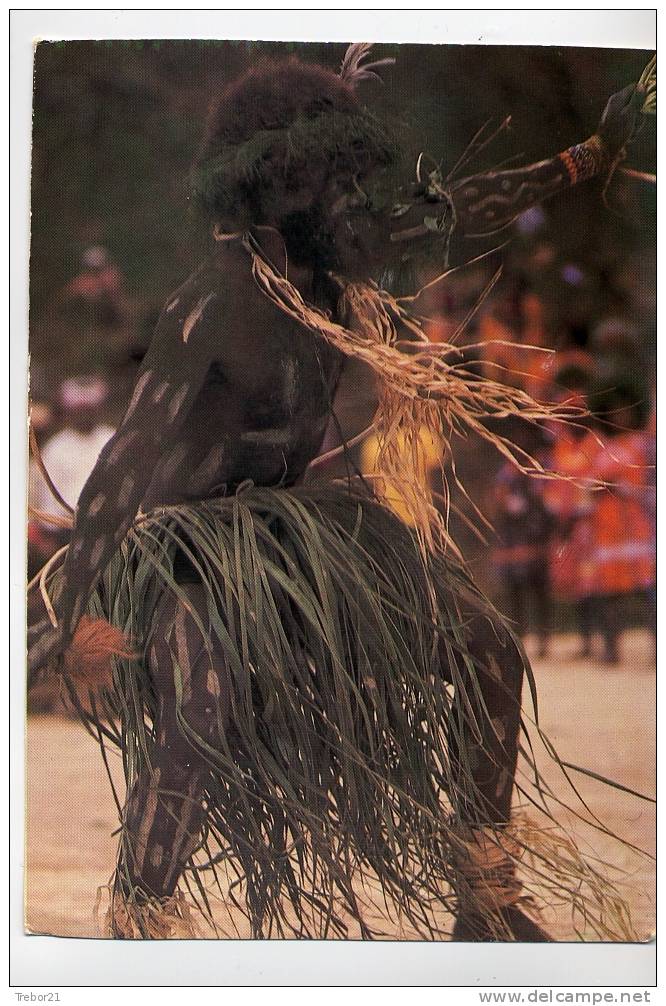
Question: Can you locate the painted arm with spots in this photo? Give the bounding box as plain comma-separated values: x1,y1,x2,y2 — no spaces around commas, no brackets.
451,83,645,235
387,82,646,255
450,136,607,235
27,286,219,675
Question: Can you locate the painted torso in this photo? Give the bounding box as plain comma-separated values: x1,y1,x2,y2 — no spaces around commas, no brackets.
142,243,343,505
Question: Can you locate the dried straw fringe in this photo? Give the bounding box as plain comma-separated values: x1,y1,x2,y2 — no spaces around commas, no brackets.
508,816,638,942
450,825,525,916
243,231,577,556
97,884,201,939
451,814,639,942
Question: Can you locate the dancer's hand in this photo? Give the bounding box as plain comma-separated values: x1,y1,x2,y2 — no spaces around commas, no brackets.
596,83,645,161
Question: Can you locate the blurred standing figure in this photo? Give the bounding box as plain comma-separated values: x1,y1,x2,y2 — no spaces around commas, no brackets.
590,316,643,388
27,395,56,580
479,289,556,403
60,245,125,329
478,293,521,387
551,324,595,392
492,464,554,657
517,291,554,403
541,372,598,657
29,376,115,561
578,388,655,664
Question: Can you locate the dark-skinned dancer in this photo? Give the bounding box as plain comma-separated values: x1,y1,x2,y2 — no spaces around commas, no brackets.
28,49,645,941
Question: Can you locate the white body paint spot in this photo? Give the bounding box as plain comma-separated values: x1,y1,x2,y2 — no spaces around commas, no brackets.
167,383,190,424
134,766,162,872
159,443,189,483
491,717,506,743
150,845,164,869
495,768,509,799
88,492,106,517
182,292,215,344
70,539,84,561
124,370,153,422
241,426,292,445
207,667,221,698
89,536,107,570
282,358,298,413
153,380,170,404
107,429,140,467
487,656,503,682
118,472,136,508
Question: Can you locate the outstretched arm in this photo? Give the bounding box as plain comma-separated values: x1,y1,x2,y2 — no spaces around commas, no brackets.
28,282,220,674
451,136,607,235
451,83,645,235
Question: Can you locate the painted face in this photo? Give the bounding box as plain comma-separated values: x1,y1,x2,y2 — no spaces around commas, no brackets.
327,163,455,291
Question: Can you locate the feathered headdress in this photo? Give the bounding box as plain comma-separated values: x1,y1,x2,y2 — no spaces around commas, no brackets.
192,45,398,224
339,42,395,89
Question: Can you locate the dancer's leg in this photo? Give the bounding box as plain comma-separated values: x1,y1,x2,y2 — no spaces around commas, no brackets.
445,611,550,941
113,584,228,934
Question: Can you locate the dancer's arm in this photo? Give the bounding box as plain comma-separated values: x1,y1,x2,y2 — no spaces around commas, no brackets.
28,284,220,674
451,84,644,235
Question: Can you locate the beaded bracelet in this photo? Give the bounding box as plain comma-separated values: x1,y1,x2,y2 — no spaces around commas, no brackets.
559,134,608,185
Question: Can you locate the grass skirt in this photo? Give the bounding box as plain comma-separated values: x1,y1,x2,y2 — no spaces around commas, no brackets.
63,484,637,940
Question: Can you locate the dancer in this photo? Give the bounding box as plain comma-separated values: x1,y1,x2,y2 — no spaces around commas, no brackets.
28,45,649,941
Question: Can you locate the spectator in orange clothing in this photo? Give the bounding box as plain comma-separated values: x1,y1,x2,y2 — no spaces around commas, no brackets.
577,386,655,663
517,291,556,402
540,372,599,656
590,315,643,388
480,289,557,403
478,293,522,387
418,275,457,346
543,424,600,647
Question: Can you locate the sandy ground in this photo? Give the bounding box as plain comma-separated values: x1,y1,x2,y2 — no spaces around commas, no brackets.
25,630,655,942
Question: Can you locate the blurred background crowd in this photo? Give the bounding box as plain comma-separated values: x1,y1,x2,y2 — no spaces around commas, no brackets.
27,41,655,673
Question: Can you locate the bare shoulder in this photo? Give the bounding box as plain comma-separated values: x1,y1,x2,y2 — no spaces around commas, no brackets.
154,242,285,333
141,240,330,389
153,256,231,342
140,251,242,376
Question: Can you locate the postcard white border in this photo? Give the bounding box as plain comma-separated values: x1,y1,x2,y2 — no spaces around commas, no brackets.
9,9,657,991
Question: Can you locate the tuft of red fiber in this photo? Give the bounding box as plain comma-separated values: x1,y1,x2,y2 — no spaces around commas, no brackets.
63,615,136,694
